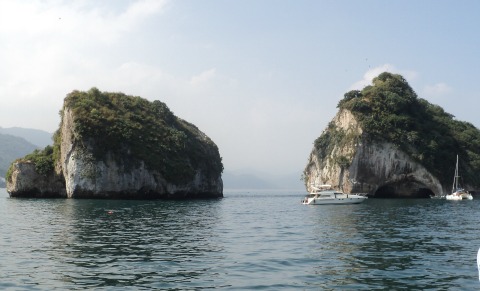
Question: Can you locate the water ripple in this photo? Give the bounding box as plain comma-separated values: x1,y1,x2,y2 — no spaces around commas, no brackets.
1,189,480,289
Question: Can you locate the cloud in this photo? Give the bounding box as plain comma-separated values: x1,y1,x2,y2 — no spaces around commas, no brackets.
349,64,418,91
423,83,452,98
103,63,237,101
0,0,168,34
190,69,217,87
93,0,170,42
0,0,169,131
123,0,168,19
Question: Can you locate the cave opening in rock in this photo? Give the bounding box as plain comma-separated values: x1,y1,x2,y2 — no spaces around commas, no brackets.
414,188,435,198
375,185,396,198
374,183,434,199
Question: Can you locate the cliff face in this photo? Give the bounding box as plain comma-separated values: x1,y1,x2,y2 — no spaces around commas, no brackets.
8,89,223,199
304,72,480,198
304,109,444,198
7,161,66,198
59,108,222,198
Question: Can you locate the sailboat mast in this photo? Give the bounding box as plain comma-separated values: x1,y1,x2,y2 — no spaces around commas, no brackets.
452,154,459,192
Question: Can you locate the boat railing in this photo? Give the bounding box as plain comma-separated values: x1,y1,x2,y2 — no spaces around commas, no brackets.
352,193,368,197
311,184,333,191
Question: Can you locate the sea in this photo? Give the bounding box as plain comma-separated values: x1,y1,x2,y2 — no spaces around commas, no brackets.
1,188,480,290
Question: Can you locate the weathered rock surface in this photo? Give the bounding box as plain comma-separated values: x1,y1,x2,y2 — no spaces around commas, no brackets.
7,89,223,199
304,109,445,198
7,161,66,198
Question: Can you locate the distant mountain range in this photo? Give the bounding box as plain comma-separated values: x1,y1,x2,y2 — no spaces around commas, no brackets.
222,170,304,190
0,126,304,190
0,127,53,187
0,127,53,148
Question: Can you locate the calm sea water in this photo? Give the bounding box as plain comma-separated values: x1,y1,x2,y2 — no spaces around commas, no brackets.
1,188,480,290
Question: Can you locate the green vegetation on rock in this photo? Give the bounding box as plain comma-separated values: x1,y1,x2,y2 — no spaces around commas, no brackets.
6,145,54,182
10,88,223,186
62,88,223,184
331,72,480,186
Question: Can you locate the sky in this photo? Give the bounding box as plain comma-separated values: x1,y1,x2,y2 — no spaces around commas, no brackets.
1,0,480,186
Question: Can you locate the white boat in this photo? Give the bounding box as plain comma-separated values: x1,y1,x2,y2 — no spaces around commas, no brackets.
445,155,473,200
301,185,367,205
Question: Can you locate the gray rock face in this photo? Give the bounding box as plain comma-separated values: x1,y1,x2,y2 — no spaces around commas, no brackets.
7,161,66,198
304,109,445,198
60,147,222,199
8,93,223,199
60,109,222,198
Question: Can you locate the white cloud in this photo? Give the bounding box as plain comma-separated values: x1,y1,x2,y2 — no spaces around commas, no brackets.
350,65,452,100
423,83,452,98
0,0,169,131
190,68,217,87
122,0,167,20
349,64,418,91
0,0,168,36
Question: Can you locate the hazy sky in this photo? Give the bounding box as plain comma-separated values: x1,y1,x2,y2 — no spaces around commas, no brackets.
1,0,479,179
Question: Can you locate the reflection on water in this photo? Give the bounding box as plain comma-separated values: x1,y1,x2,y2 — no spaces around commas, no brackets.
1,189,480,290
0,193,227,290
304,199,480,290
58,200,226,289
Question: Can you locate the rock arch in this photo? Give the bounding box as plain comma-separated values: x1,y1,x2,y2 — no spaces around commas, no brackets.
374,179,435,199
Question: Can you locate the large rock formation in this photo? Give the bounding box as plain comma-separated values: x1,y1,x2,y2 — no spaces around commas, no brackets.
304,72,480,198
7,88,223,199
304,109,443,198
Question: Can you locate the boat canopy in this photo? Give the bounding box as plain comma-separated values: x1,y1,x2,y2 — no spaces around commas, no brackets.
311,184,332,190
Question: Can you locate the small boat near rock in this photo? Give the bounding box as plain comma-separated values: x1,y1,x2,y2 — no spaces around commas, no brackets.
301,185,367,205
445,155,473,200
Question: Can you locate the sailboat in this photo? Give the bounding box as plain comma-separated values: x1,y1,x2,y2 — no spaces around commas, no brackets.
445,155,473,200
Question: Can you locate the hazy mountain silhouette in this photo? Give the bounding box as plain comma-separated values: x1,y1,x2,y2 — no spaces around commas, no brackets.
223,170,304,190
0,127,52,148
0,133,39,187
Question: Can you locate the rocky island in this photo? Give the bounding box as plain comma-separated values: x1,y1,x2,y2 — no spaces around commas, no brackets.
304,72,480,198
7,88,223,199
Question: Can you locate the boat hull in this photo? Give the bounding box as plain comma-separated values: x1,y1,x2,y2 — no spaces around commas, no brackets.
445,193,473,200
302,195,367,205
